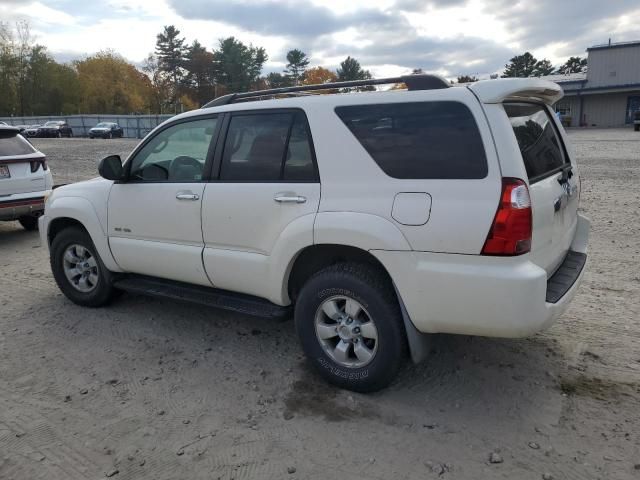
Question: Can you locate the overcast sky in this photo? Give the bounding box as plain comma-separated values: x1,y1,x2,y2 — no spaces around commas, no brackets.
1,0,639,78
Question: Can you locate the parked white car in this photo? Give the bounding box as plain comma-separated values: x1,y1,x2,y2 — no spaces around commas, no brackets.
0,126,52,230
40,76,589,392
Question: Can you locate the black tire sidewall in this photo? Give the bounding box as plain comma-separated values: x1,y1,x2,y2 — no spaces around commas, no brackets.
50,227,114,307
18,216,39,231
295,266,405,392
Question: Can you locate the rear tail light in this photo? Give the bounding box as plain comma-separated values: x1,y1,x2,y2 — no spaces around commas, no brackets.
30,158,47,173
482,178,532,256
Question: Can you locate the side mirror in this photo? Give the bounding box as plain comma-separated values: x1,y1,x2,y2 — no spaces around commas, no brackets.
98,155,123,181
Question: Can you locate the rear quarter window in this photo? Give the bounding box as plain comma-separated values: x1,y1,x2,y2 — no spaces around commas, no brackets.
0,133,36,156
504,103,568,183
334,101,488,179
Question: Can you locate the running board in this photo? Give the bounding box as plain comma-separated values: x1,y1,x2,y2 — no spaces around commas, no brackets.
113,275,291,319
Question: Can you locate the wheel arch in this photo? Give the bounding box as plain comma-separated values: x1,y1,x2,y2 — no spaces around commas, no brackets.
45,196,122,272
286,244,393,302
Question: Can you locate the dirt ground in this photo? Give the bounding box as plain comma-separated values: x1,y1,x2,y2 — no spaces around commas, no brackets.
0,130,639,480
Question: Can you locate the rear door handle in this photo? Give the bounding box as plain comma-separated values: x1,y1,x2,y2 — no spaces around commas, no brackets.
176,193,199,201
274,194,306,204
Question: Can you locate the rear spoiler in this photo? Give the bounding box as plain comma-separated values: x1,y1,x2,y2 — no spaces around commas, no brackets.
467,78,564,105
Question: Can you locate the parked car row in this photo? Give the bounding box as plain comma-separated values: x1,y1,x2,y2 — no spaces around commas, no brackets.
0,121,126,138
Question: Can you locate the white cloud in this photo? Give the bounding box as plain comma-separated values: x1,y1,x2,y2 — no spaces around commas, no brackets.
1,0,638,77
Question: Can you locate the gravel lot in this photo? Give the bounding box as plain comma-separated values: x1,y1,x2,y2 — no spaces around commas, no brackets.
1,131,639,480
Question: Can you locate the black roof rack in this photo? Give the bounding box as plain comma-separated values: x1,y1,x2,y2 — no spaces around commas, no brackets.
201,74,450,108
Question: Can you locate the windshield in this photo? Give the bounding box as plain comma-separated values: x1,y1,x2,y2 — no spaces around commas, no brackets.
95,123,110,128
44,121,61,126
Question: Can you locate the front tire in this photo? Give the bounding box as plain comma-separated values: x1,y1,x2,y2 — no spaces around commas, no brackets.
50,227,116,307
18,215,39,231
295,263,407,392
635,124,639,132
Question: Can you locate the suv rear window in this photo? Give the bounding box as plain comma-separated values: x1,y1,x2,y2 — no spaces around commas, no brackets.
0,132,36,156
335,101,487,179
504,103,568,183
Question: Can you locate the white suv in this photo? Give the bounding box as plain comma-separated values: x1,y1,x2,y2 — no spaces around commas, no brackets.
40,75,589,392
1,126,52,230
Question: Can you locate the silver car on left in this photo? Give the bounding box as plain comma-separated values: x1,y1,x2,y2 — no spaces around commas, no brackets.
0,125,52,230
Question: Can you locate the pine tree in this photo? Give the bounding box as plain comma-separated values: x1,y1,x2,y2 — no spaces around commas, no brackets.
337,56,373,91
284,49,309,85
556,56,588,74
502,52,538,78
155,25,187,112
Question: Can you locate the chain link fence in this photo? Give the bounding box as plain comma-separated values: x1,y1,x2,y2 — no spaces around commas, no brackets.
0,114,175,139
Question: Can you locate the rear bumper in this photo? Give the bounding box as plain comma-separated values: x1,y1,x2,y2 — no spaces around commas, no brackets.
0,190,49,221
373,214,590,338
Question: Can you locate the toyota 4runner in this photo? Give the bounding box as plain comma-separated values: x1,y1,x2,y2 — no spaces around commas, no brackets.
40,75,589,392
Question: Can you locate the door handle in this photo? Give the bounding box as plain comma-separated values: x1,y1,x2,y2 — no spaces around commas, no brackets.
176,193,199,201
274,194,306,204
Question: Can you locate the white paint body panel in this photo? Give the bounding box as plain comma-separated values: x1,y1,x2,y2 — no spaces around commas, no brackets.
108,182,210,286
307,87,502,254
40,177,122,272
373,214,589,337
201,183,320,303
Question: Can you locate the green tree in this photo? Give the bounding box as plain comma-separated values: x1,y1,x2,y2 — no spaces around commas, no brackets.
0,22,18,116
457,75,479,83
265,72,291,88
183,40,217,106
337,56,373,91
155,25,187,112
284,48,309,85
556,56,587,74
214,37,267,93
502,52,538,78
533,59,554,77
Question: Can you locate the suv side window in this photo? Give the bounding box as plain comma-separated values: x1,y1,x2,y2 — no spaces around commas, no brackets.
335,101,488,179
129,118,217,182
220,111,317,182
504,103,568,183
283,112,316,181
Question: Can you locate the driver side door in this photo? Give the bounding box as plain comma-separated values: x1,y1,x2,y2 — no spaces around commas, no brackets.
108,116,220,286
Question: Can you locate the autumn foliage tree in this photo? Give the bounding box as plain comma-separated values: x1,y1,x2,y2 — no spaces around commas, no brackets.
75,52,153,114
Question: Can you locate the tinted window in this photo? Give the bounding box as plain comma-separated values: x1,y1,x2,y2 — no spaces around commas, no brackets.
220,111,317,182
283,113,316,181
335,101,487,179
0,133,36,156
504,103,567,182
129,118,217,182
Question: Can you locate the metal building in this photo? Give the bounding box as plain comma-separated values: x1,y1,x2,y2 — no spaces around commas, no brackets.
547,40,640,128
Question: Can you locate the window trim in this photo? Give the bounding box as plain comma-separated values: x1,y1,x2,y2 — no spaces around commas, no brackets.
121,113,222,184
334,100,489,180
504,101,571,185
211,107,320,184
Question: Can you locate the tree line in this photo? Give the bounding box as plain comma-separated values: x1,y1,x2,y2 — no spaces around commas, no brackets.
457,52,587,83
1,21,588,117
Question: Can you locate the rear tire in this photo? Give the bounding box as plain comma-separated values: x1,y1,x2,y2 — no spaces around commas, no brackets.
634,125,639,132
18,215,39,231
50,227,116,307
295,262,407,392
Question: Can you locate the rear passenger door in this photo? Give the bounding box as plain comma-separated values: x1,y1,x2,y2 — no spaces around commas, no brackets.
201,109,320,298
